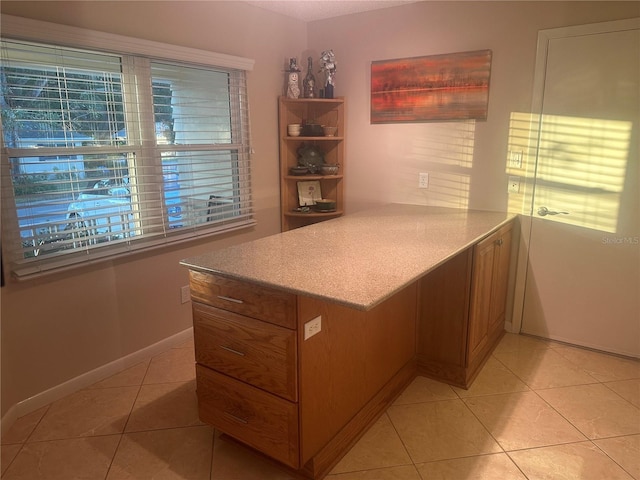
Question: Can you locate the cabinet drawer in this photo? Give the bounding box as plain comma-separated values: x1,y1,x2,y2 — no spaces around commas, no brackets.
189,270,296,329
196,365,299,468
193,302,298,401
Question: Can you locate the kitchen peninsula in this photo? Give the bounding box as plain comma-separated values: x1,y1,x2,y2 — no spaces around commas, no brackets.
181,204,516,479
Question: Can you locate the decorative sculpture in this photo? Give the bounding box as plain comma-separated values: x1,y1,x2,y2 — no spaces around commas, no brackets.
319,50,337,98
286,57,301,99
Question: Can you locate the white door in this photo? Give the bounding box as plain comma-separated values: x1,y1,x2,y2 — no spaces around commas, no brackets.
521,19,640,357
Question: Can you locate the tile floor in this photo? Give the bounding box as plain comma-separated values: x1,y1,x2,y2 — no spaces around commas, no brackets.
1,333,639,479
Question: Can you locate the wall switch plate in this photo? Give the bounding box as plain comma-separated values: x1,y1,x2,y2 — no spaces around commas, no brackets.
419,172,429,189
508,176,521,194
509,150,523,168
181,285,191,304
304,316,322,340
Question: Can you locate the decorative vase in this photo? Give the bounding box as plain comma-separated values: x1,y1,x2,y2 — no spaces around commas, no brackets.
303,57,316,98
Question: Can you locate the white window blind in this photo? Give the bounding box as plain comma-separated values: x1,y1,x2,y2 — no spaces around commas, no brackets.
1,37,254,279
150,61,253,231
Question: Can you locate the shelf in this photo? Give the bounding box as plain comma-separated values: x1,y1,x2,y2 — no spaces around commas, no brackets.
284,136,344,142
284,210,344,218
280,97,344,104
279,96,345,231
285,175,343,181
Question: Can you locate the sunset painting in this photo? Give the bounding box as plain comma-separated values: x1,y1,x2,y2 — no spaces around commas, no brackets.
371,50,492,123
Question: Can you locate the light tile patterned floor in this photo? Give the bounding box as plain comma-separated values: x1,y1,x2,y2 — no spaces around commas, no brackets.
2,333,639,479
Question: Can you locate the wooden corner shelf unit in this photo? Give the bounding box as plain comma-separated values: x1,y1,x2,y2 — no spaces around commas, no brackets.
278,96,345,231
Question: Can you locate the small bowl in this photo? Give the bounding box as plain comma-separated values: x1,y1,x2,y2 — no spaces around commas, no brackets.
289,166,308,175
320,164,339,175
287,124,301,137
323,126,338,137
314,198,336,211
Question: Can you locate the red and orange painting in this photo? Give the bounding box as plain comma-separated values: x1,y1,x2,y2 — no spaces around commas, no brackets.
371,50,492,123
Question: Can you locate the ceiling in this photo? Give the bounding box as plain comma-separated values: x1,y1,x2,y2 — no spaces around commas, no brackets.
245,0,418,22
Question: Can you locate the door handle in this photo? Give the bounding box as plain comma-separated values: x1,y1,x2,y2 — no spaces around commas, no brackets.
217,295,244,304
219,345,246,356
537,206,569,216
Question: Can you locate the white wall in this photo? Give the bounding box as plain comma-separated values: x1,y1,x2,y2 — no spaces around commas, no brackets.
306,1,639,213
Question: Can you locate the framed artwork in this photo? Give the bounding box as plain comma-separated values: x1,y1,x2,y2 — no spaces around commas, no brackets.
371,49,492,123
297,180,322,206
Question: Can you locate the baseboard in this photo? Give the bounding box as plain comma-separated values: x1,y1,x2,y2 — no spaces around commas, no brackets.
1,327,194,437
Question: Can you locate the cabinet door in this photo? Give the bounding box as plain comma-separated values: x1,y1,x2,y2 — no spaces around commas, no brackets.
488,225,513,335
468,235,496,361
468,223,513,365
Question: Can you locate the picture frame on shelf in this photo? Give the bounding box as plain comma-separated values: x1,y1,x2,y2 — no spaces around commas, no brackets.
297,180,322,206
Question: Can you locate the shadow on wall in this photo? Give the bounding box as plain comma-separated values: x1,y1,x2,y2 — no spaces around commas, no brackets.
390,120,476,208
506,111,633,233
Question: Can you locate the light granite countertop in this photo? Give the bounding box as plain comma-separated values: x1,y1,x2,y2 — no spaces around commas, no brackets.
180,204,515,311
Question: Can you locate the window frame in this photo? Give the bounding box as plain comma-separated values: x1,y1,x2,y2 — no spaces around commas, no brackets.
1,15,255,280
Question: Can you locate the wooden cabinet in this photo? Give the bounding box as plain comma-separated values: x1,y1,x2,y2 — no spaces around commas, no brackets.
189,270,416,479
467,221,513,368
189,270,300,468
296,286,416,474
416,248,473,386
279,96,345,231
416,220,514,388
188,219,515,477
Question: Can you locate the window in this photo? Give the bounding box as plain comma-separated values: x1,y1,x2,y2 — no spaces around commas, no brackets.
1,28,254,279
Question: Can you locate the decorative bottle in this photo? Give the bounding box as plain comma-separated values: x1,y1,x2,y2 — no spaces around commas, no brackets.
303,56,316,98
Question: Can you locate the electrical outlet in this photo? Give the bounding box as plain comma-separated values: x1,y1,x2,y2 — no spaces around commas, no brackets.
419,172,429,189
304,316,322,340
508,176,521,194
180,285,191,304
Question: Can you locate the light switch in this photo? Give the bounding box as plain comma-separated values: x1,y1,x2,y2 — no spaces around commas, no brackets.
509,150,523,168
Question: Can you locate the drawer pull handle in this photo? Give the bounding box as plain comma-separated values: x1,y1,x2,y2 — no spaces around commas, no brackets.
220,345,246,356
217,295,244,304
495,238,504,246
224,411,249,424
